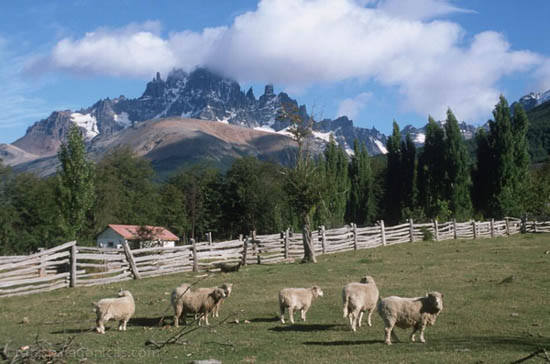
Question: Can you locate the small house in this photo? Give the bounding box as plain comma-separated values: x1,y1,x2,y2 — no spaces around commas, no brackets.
96,224,179,249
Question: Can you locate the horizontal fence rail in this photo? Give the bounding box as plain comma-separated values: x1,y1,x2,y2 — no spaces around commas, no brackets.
0,216,541,298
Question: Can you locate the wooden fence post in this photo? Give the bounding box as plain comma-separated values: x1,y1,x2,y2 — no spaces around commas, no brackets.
284,228,290,259
409,219,414,243
533,220,538,233
208,232,212,245
352,223,358,250
191,238,198,273
490,219,495,238
505,217,510,236
123,241,141,279
433,220,439,242
320,226,326,254
241,234,248,266
70,243,77,288
472,220,477,239
380,220,386,246
453,219,457,240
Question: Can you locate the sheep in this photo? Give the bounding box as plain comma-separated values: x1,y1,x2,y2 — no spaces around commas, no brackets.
173,287,227,327
377,291,444,345
342,275,379,331
171,283,192,326
195,283,233,318
92,290,135,334
278,286,324,324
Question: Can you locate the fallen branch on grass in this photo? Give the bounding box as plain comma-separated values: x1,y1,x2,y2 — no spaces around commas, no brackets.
1,335,79,363
511,348,550,363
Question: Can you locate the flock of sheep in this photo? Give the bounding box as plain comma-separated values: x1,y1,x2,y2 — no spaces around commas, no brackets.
92,275,444,345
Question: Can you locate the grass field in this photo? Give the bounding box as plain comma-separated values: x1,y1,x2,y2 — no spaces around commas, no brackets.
1,234,549,363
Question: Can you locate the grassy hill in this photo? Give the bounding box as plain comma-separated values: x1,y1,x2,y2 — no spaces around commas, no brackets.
1,234,549,363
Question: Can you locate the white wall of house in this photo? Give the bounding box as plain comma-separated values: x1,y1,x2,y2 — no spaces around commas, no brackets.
96,227,177,249
96,228,125,249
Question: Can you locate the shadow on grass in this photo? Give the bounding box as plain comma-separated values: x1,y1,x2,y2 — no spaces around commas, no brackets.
269,324,345,332
51,327,95,334
304,339,381,346
129,316,166,327
442,336,550,351
248,317,280,323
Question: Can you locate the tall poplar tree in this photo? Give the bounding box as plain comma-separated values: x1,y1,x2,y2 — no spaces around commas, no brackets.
400,133,417,219
347,140,375,225
443,109,472,219
318,137,349,228
475,96,531,217
385,121,402,224
56,125,95,241
418,117,447,219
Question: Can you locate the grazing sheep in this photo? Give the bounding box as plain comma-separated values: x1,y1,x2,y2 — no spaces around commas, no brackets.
174,287,227,327
278,286,324,324
171,283,192,327
92,290,135,334
342,275,379,331
377,292,444,345
195,283,233,318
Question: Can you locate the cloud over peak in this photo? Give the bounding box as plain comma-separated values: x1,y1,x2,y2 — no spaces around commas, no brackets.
28,0,547,122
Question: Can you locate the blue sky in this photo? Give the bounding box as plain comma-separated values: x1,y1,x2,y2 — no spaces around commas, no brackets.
1,0,550,144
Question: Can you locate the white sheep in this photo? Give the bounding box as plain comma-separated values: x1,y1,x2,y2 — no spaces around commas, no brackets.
171,283,192,326
377,291,444,345
278,286,324,324
195,283,233,318
92,290,135,334
342,275,379,331
173,287,227,327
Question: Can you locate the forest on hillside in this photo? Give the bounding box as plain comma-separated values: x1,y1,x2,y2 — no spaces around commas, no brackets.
1,96,550,254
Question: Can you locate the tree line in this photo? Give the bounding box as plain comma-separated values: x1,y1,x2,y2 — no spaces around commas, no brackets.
1,96,549,254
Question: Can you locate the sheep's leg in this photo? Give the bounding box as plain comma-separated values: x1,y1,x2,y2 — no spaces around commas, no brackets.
118,320,124,331
174,306,183,327
410,323,420,342
419,324,427,343
358,310,364,327
366,309,373,327
279,304,286,324
96,318,105,334
123,319,128,331
384,325,394,345
348,313,354,329
288,307,295,324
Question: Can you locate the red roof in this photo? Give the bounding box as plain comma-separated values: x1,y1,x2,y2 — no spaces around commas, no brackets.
107,224,180,241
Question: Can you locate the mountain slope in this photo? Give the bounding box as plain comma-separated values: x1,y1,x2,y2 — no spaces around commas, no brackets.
8,68,387,169
12,117,298,178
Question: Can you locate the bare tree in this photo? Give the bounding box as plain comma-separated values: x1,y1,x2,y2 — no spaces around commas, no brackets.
279,103,323,263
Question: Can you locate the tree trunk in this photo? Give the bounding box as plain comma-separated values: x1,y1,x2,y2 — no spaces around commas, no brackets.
301,217,317,263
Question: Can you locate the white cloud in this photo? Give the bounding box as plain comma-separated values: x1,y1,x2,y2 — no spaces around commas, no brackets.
32,0,544,122
376,0,475,20
337,92,372,119
535,59,550,92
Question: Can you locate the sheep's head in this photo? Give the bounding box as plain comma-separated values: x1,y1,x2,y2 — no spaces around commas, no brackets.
211,287,227,301
426,292,444,313
360,275,375,284
118,290,132,298
221,283,233,297
311,286,324,298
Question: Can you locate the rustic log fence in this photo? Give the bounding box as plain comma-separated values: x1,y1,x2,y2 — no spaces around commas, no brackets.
0,216,538,298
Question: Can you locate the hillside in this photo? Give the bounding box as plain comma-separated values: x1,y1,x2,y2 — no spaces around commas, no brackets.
0,234,548,363
12,117,298,178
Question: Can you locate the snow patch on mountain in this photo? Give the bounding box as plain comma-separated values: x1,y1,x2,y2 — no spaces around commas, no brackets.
254,126,276,133
414,133,426,144
312,131,333,143
71,113,99,139
374,140,388,154
114,112,132,127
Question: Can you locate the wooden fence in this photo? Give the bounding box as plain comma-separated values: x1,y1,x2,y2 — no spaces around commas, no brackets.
0,217,537,298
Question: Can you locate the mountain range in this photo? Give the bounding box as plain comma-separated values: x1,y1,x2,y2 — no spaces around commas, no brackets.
1,67,549,176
